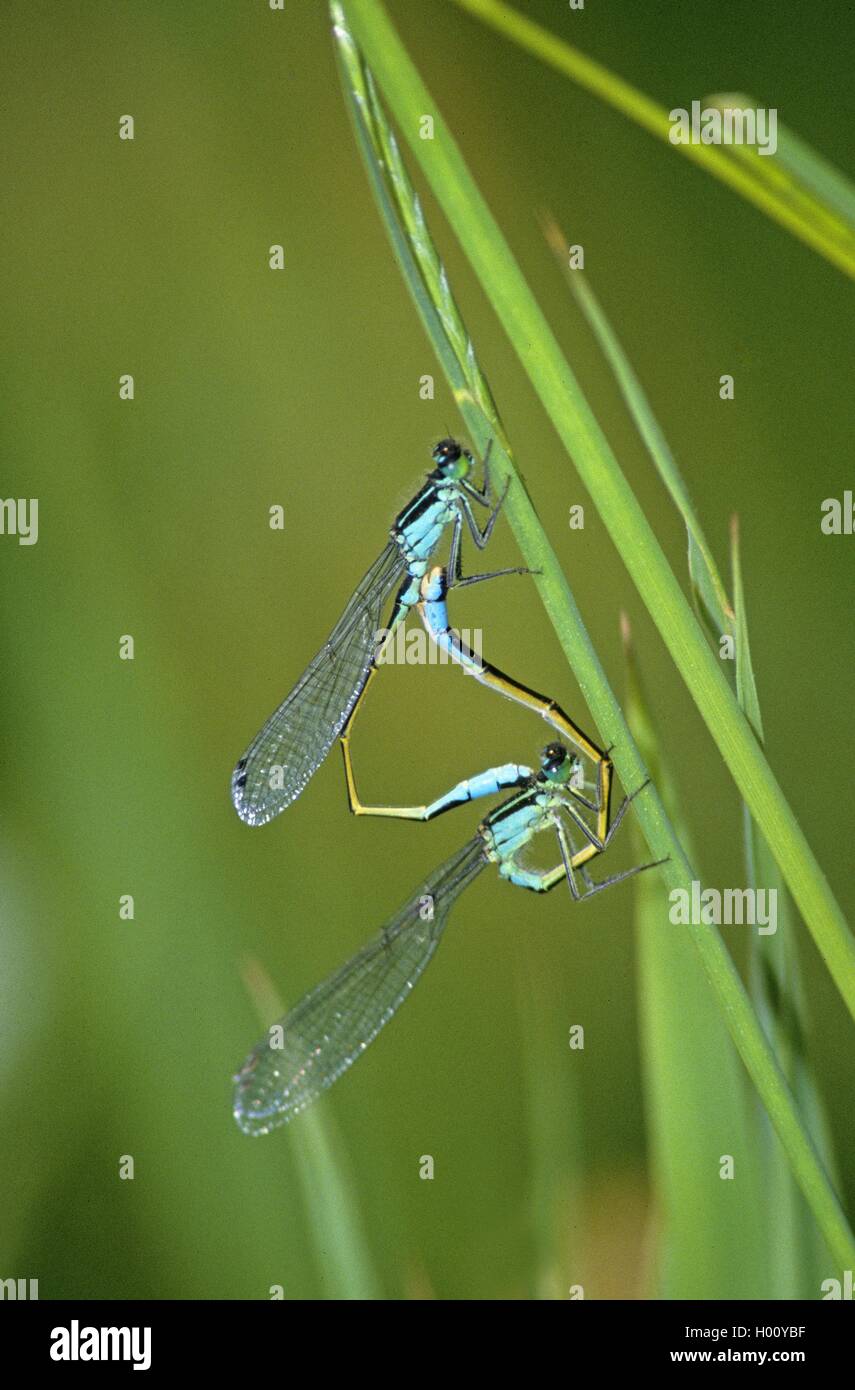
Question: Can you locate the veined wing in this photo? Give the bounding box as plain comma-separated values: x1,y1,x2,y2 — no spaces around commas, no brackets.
233,838,486,1134
231,540,406,825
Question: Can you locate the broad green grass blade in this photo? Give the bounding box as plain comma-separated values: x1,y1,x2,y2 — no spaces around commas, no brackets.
622,616,765,1299
731,521,838,1297
450,0,855,281
240,957,383,1299
333,0,855,1274
541,214,733,644
341,0,855,1039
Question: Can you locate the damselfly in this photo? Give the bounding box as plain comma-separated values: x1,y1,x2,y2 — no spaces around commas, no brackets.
233,738,659,1134
231,439,520,825
343,564,617,858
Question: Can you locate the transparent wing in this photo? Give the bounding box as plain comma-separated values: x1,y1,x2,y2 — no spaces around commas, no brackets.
231,540,406,825
233,838,486,1134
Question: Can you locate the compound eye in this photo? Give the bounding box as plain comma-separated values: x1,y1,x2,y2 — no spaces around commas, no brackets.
432,438,462,471
542,741,566,768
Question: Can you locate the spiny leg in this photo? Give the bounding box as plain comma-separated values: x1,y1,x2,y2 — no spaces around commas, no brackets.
500,810,612,893
444,507,528,594
600,776,652,851
577,853,668,897
494,771,652,887
549,774,652,884
461,437,494,506
554,816,666,901
446,511,463,589
461,477,511,551
503,787,660,895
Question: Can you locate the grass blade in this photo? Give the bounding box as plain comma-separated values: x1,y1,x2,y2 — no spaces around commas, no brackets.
450,0,855,280
541,214,733,644
240,957,383,1299
622,616,765,1299
706,93,855,233
333,0,855,1273
516,966,582,1300
731,521,838,1296
340,0,855,1038
541,224,840,1295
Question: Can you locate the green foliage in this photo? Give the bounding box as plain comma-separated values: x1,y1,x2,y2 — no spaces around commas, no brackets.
451,0,855,279
335,0,855,1281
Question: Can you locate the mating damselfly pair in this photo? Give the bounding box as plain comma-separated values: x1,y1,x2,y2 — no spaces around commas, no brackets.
230,439,661,1134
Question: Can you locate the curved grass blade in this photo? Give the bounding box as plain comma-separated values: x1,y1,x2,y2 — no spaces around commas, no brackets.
332,0,855,1273
542,212,841,1293
541,213,734,644
706,93,855,234
333,9,510,454
340,0,855,1033
450,0,855,281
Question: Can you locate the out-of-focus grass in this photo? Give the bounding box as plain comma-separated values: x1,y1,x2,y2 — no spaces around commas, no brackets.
335,0,855,1277
240,957,383,1299
342,0,855,1045
623,615,765,1298
547,235,839,1294
705,93,855,236
2,0,852,1303
731,521,837,1295
541,213,733,646
516,964,582,1300
450,0,855,280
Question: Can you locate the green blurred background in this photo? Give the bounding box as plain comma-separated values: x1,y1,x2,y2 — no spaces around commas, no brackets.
1,0,852,1299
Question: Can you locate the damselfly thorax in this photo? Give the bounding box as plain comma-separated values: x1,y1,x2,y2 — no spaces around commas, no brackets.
230,439,513,826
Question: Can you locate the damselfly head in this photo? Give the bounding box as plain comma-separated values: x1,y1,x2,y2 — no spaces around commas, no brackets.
539,741,576,785
432,438,471,480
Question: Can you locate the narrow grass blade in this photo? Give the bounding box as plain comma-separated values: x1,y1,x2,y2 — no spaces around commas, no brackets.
333,0,855,1273
545,222,839,1293
240,957,383,1299
340,0,855,1039
516,965,582,1300
622,616,765,1299
731,521,838,1296
333,10,512,462
450,0,855,280
541,214,733,644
